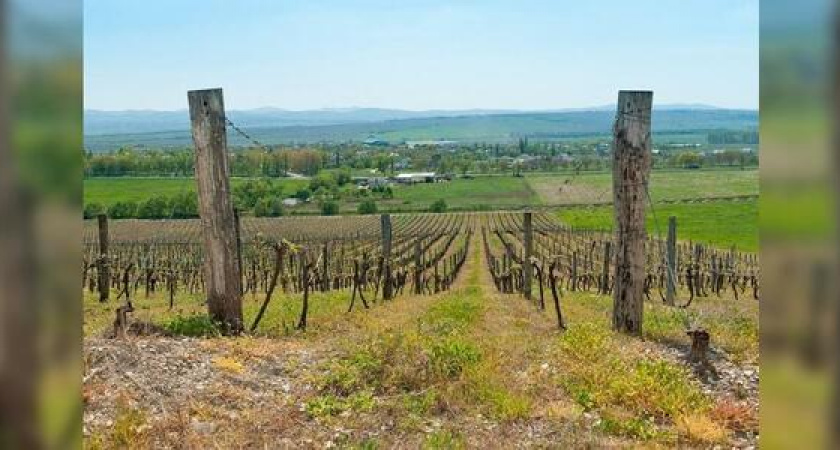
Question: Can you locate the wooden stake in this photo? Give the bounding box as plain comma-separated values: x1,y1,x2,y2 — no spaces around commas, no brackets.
188,88,243,333
666,216,677,306
522,212,533,300
381,214,393,300
611,90,653,335
97,214,110,302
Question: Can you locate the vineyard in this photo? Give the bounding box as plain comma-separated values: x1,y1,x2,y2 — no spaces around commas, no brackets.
83,212,758,335
83,211,759,447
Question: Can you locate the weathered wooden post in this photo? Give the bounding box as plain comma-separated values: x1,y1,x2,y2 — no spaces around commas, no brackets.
188,88,243,333
611,90,653,335
96,214,111,302
601,241,611,294
381,214,393,300
234,208,243,296
321,242,330,292
665,216,677,306
522,212,533,301
413,240,423,294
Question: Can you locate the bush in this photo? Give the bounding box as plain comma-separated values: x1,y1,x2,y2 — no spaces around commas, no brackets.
429,199,447,213
84,202,105,219
164,315,221,337
108,201,138,219
295,188,312,201
357,199,378,215
321,201,339,216
170,192,199,218
254,198,285,217
137,196,170,219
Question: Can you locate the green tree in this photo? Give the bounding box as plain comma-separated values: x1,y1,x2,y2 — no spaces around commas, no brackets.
254,198,285,217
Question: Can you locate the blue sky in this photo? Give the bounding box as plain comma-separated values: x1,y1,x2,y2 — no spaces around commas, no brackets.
84,0,758,111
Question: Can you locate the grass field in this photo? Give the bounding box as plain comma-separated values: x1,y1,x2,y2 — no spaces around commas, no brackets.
526,169,757,205
84,177,309,206
557,199,758,252
390,176,537,209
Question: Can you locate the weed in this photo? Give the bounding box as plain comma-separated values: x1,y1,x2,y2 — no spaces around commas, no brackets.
305,390,376,419
676,413,728,444
422,430,466,450
402,390,439,415
428,338,482,378
597,411,664,441
212,356,244,374
165,314,221,337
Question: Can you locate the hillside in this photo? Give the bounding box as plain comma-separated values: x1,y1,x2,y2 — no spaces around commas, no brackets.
83,108,757,152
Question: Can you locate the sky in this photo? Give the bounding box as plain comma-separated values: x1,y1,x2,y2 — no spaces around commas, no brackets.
84,0,758,111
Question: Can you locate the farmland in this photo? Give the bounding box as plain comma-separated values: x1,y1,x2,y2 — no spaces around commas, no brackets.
84,168,757,214
83,211,758,447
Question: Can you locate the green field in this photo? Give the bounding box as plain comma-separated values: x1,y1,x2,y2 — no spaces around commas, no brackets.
557,199,758,252
84,177,309,206
391,176,537,209
526,168,758,205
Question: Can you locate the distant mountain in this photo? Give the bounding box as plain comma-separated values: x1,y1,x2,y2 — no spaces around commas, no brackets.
83,104,740,136
83,107,758,152
84,107,519,136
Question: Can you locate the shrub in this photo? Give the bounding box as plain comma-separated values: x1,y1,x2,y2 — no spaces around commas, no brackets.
84,202,105,219
357,199,378,215
137,196,170,219
321,201,339,216
254,198,285,217
429,199,447,213
164,315,221,337
108,201,138,219
170,192,198,218
295,188,312,201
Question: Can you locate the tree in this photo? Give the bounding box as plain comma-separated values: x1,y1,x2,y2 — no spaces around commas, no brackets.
429,199,447,213
295,188,312,201
676,151,702,168
254,198,285,217
321,201,339,216
357,199,378,215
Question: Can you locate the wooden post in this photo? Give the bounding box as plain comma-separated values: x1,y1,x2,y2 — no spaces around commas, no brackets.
665,216,677,306
522,212,533,300
601,241,611,294
413,241,422,294
234,208,243,296
97,214,110,302
321,243,330,292
611,90,653,335
188,88,243,333
381,214,393,300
